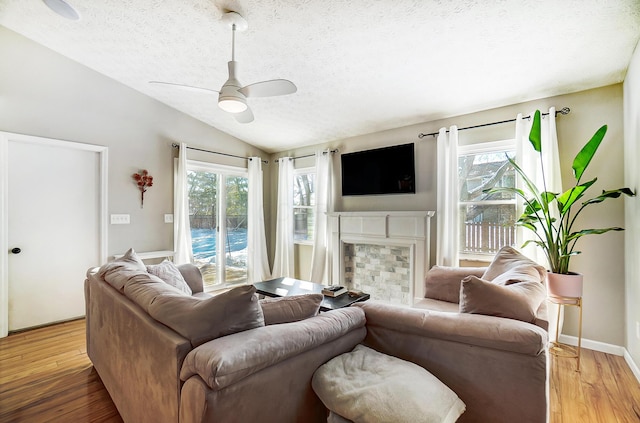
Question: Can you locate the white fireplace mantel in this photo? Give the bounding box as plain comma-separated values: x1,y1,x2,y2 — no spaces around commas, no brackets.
327,211,435,304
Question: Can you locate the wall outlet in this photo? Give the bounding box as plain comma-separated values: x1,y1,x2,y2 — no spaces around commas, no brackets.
164,214,174,223
110,214,130,224
636,321,640,340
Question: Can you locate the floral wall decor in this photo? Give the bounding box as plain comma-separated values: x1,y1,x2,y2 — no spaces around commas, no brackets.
132,169,153,208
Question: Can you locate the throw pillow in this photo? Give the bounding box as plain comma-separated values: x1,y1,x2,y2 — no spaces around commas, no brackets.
482,246,546,285
459,275,547,323
119,248,146,269
260,294,323,325
147,285,265,347
97,248,147,291
147,260,193,295
124,272,187,313
425,265,485,303
312,344,466,423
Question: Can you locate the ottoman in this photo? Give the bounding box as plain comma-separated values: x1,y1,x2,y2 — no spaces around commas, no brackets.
312,345,465,423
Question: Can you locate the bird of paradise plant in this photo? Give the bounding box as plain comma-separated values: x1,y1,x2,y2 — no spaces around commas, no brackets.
486,110,635,274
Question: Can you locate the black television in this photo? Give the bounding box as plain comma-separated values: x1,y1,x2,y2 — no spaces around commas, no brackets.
341,143,415,196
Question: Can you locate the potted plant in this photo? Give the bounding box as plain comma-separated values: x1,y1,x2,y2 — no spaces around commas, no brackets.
487,110,635,297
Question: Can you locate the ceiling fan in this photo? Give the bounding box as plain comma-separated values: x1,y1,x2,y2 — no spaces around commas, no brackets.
149,11,296,124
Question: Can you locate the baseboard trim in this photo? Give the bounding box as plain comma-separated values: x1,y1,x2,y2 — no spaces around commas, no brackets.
557,334,640,384
557,334,625,356
624,350,640,384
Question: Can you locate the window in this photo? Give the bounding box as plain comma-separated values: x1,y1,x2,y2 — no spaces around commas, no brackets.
186,161,248,290
458,140,516,258
293,167,315,243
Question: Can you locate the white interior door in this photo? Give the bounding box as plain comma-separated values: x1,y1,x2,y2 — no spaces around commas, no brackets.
1,133,107,334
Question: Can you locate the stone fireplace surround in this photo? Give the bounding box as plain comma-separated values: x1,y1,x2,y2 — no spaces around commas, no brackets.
328,211,435,306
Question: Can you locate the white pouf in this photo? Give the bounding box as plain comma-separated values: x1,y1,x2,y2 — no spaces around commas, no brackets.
312,345,465,423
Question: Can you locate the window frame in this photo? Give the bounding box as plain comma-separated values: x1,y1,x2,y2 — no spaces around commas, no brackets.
458,139,517,261
293,165,315,246
185,160,249,291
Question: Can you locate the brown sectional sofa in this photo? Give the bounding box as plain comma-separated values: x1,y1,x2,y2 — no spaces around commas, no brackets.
85,246,548,423
85,258,366,423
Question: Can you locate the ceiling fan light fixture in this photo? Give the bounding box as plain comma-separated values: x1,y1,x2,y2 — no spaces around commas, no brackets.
218,96,248,113
42,0,80,20
218,60,247,113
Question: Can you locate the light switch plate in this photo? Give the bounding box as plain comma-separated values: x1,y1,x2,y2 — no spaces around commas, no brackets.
111,214,130,224
164,214,174,223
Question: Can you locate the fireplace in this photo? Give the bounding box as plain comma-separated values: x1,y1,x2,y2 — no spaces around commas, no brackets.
328,211,435,306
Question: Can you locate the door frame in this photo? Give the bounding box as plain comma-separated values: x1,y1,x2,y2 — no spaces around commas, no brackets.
0,131,108,337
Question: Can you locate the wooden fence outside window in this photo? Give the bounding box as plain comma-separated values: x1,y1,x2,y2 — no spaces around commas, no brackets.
462,221,516,254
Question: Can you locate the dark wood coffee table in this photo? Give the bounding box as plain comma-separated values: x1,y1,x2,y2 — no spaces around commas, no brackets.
254,277,370,312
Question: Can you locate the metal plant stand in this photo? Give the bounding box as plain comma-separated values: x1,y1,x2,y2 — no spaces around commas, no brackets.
548,294,583,371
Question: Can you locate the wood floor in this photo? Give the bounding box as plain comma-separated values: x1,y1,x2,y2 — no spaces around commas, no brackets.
0,319,122,423
1,319,640,423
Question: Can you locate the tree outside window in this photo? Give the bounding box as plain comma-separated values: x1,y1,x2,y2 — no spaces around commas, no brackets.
294,170,315,242
458,141,516,257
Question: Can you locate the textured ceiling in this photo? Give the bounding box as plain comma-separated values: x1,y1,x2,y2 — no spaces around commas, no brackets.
1,0,639,153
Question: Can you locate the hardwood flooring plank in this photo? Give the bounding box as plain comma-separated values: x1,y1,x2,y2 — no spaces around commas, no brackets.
603,354,640,422
549,356,564,423
579,349,619,423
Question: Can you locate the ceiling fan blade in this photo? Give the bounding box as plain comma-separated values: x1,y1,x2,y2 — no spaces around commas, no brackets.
239,79,297,98
234,106,254,124
149,81,219,94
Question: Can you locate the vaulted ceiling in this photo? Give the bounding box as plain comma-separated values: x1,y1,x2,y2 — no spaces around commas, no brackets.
1,0,639,153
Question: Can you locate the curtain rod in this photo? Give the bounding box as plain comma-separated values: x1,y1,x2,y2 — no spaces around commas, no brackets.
171,143,268,164
417,107,571,139
275,149,339,163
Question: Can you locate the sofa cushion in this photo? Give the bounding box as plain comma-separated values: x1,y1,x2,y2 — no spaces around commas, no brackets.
180,307,367,390
260,294,323,325
124,272,187,313
312,344,466,423
481,246,546,285
424,266,485,303
177,263,204,294
97,248,147,292
413,297,460,313
147,285,265,347
459,275,547,323
147,260,193,295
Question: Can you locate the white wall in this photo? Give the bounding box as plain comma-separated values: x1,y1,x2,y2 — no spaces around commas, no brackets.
624,40,640,364
0,26,269,258
275,84,628,346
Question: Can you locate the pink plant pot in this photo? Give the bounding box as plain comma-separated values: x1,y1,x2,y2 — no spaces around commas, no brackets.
546,272,583,299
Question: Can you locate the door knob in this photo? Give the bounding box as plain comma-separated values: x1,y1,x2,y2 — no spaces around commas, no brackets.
11,247,21,254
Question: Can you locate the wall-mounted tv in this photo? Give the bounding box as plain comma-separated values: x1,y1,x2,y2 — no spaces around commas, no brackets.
341,143,415,196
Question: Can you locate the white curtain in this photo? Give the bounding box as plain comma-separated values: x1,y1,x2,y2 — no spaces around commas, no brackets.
515,107,562,266
247,157,271,282
173,142,193,265
436,126,460,266
272,157,294,277
515,107,562,340
309,150,333,283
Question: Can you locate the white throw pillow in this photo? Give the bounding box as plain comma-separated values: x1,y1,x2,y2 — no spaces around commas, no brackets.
312,345,465,423
146,260,192,295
